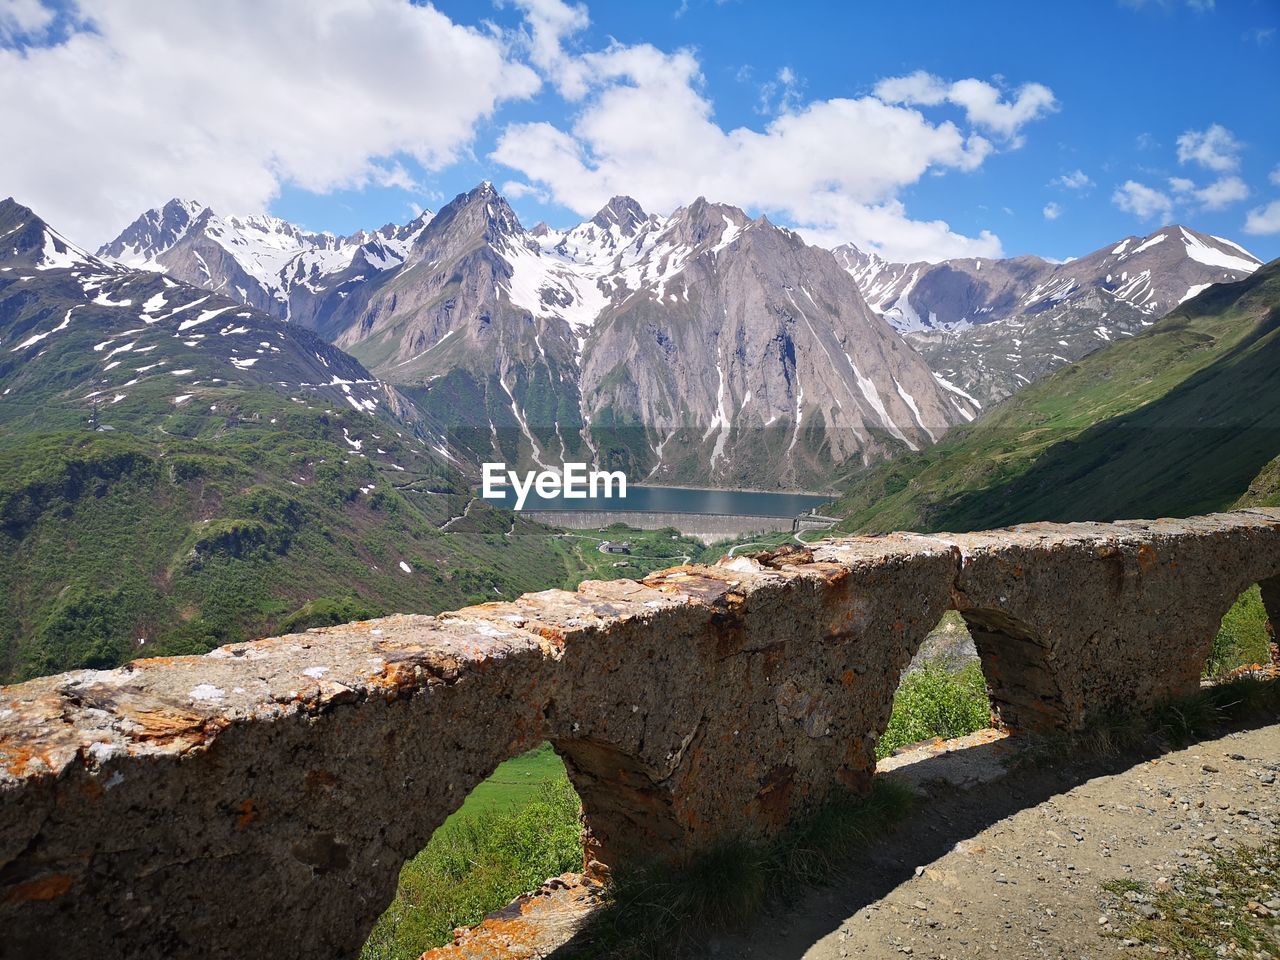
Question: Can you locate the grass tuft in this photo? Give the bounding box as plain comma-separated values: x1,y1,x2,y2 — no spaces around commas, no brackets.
1103,838,1280,958
361,772,583,960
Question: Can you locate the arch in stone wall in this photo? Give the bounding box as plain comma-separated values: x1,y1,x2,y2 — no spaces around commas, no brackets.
952,606,1066,731
1259,575,1280,666
945,513,1280,732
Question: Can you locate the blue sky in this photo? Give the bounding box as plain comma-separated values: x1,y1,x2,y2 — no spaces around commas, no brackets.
3,0,1278,262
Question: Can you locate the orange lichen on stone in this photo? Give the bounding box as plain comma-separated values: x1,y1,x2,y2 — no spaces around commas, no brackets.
419,874,602,960
117,705,224,749
235,799,258,830
3,874,75,905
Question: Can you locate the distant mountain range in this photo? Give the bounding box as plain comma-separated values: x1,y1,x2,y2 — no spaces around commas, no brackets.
99,198,436,323
835,227,1261,404
0,198,393,433
99,185,977,488
96,186,1263,477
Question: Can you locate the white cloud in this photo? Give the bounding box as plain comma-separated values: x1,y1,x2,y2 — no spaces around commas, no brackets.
1168,174,1249,211
1112,180,1174,222
1270,165,1280,186
1042,202,1062,221
0,0,54,39
1193,175,1249,211
1121,0,1215,10
506,0,590,98
1052,169,1093,191
501,179,550,202
757,65,803,116
1244,200,1280,236
873,70,1057,142
1176,124,1241,172
493,20,1052,262
0,0,539,245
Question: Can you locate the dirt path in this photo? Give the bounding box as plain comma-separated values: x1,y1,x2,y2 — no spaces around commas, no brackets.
715,722,1279,960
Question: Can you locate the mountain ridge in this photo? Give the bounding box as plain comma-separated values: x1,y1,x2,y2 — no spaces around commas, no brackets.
836,225,1262,404
94,187,1263,487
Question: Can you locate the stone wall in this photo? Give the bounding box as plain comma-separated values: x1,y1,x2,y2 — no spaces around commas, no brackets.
2,509,1279,959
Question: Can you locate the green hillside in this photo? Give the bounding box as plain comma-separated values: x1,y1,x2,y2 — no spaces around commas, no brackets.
0,413,588,682
0,200,635,682
830,260,1280,533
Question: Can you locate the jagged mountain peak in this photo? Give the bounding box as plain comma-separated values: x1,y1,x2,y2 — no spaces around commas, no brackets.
98,198,441,320
656,196,752,255
426,183,524,248
98,198,210,267
590,196,648,235
1,196,104,272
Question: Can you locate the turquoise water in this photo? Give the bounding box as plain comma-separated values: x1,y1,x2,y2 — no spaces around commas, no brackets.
480,484,832,517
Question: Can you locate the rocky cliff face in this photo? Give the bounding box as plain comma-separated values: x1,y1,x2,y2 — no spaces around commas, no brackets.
836,227,1262,404
578,199,970,488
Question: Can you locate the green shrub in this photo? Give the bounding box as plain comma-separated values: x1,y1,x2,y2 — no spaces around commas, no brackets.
1204,585,1272,678
877,660,992,759
30,585,137,673
279,596,383,634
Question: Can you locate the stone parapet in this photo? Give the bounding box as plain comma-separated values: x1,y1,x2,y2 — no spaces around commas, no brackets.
2,510,1278,959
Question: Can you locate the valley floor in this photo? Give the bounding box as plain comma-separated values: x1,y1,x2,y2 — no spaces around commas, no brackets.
716,723,1280,960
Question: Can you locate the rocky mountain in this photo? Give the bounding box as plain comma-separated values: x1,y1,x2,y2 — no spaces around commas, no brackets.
572,198,969,488
836,227,1262,404
2,198,396,433
98,198,435,324
104,184,977,489
829,258,1280,534
308,185,978,489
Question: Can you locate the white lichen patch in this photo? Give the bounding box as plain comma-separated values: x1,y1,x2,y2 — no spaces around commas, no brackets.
88,741,123,764
189,684,225,702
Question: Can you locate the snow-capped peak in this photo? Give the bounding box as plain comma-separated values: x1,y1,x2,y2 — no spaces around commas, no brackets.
0,197,107,272
590,196,649,236
98,198,208,268
98,199,438,315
